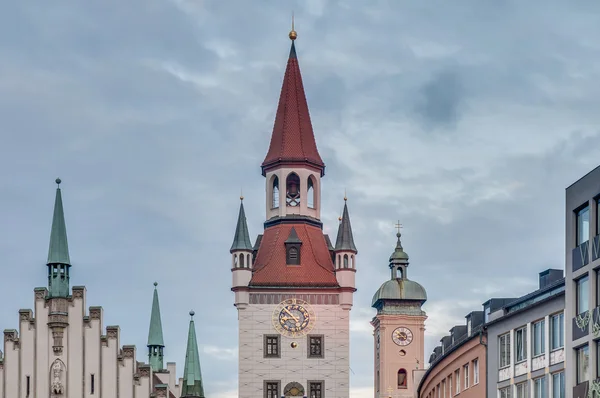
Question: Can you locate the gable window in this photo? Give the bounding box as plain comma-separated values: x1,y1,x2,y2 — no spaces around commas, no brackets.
397,369,407,389
264,335,280,358
576,344,589,384
463,364,469,388
577,205,590,245
515,326,527,363
265,381,280,398
499,333,511,368
577,275,589,315
473,359,479,385
550,312,564,350
532,319,545,357
309,381,323,398
286,245,301,265
308,335,324,358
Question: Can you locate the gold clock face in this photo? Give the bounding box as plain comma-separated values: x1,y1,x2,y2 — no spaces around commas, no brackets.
272,298,315,338
392,327,413,346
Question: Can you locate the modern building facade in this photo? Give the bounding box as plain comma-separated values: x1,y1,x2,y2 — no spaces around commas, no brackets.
230,27,357,398
371,233,427,398
417,310,486,398
486,269,565,398
565,165,600,398
0,180,206,398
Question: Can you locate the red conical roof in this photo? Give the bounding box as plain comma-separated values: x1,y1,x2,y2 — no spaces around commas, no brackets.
261,42,325,176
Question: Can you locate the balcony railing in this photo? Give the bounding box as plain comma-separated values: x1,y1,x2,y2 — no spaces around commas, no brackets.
573,240,590,272
573,311,590,340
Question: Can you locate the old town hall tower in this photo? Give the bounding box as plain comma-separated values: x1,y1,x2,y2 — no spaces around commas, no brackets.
230,27,357,398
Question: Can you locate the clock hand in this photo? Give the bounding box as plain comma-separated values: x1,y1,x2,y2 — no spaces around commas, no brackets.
283,308,300,323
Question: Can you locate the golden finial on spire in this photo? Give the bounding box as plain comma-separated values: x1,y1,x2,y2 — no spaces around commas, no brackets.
289,12,297,40
344,189,347,201
240,188,244,201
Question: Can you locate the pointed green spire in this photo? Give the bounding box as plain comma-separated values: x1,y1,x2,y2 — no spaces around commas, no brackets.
181,311,205,398
148,282,165,371
230,198,253,253
47,178,70,265
334,198,357,253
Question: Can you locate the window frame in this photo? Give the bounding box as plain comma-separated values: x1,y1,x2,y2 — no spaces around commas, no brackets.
533,376,545,398
463,363,469,389
576,204,590,246
264,381,281,398
516,381,528,398
473,358,479,385
307,335,324,359
499,332,511,368
532,319,545,357
308,380,324,398
576,275,590,315
550,312,564,350
576,344,589,384
499,386,512,398
552,371,564,398
454,369,460,394
264,335,281,358
515,326,528,363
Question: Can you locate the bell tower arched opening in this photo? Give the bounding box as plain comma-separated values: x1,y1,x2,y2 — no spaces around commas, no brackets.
286,172,301,207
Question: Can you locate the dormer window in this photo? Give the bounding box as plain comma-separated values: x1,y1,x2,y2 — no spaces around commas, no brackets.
285,227,302,265
467,319,472,336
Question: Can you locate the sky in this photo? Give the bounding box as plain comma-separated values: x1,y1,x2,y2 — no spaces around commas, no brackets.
1,0,600,397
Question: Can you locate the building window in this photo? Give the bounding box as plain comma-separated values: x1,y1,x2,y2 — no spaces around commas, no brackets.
376,371,380,391
484,306,491,323
463,364,469,389
307,176,315,209
308,335,324,358
597,341,600,378
91,374,95,394
286,244,301,265
467,318,472,336
441,380,446,397
499,386,512,398
448,375,452,396
308,381,323,398
576,275,589,315
532,319,545,357
577,205,590,245
265,381,280,398
455,369,460,394
515,326,527,363
534,376,545,398
26,376,30,397
550,312,564,350
286,172,301,207
499,333,511,368
397,369,407,389
552,372,564,398
272,176,279,209
576,345,589,384
264,335,280,358
516,382,527,398
473,358,479,385
436,384,440,398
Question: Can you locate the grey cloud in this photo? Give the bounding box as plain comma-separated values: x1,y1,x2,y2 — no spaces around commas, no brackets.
414,69,464,130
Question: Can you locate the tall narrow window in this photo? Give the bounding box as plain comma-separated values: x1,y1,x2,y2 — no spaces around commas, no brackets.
308,335,324,358
265,382,280,398
91,374,95,394
532,319,545,356
534,376,545,398
397,369,407,388
286,173,301,207
597,198,600,236
577,205,590,245
26,376,30,397
473,359,479,385
448,376,452,396
307,177,315,209
576,344,589,384
499,386,511,398
577,275,589,315
516,382,527,398
309,382,323,398
552,372,564,398
343,254,349,269
264,335,280,358
463,364,469,388
515,326,527,362
499,333,511,368
239,254,245,267
455,369,460,394
272,176,279,209
551,312,564,350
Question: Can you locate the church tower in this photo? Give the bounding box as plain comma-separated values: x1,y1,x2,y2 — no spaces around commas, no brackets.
147,282,165,371
371,232,427,398
230,24,357,398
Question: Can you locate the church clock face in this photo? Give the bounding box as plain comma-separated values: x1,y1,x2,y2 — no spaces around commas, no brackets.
392,327,413,346
272,298,315,338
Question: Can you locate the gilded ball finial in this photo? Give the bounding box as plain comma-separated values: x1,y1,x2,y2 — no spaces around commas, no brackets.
153,281,158,287
338,216,342,221
289,12,297,40
55,178,61,186
190,310,195,317
240,195,244,201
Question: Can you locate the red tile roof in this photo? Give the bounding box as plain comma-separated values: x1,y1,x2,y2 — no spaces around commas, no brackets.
250,222,338,287
261,42,325,176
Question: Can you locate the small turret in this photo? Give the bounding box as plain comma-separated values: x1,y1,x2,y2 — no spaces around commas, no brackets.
334,197,357,309
180,311,205,398
147,282,165,371
47,178,71,298
230,197,253,309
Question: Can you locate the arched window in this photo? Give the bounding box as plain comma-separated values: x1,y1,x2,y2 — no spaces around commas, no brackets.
351,255,355,269
337,255,341,269
272,176,279,209
307,176,315,208
286,173,301,207
396,267,403,279
398,369,407,388
246,254,251,268
343,254,349,268
234,254,238,267
239,254,245,267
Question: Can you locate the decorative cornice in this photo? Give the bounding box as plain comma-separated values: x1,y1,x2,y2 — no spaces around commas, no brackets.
122,345,135,358
106,326,119,339
89,306,102,320
19,309,33,323
100,336,108,347
264,214,323,229
71,286,85,299
34,287,47,301
138,364,151,378
3,329,17,343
